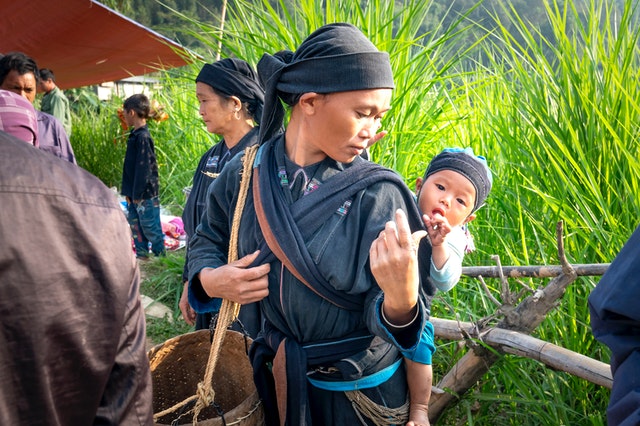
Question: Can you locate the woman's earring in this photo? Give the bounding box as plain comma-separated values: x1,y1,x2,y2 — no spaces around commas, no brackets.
234,107,241,120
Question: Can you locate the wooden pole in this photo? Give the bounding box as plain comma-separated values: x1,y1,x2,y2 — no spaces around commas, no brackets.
428,222,609,423
462,263,609,278
216,0,227,61
430,317,612,388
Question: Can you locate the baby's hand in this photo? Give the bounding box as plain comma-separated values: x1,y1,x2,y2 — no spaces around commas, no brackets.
423,213,451,246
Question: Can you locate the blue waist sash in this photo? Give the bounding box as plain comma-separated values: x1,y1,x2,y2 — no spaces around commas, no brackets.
307,358,402,391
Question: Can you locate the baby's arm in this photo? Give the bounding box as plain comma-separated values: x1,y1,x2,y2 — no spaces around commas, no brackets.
425,220,467,291
430,251,463,292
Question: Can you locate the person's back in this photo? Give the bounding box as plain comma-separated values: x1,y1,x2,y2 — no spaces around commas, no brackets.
0,131,153,425
36,109,76,163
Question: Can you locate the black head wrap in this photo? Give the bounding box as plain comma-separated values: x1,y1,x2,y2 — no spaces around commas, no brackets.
424,147,493,212
196,58,265,124
257,23,395,143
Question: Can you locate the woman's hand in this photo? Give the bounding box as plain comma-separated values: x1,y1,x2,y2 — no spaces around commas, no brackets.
179,281,196,325
366,130,388,149
369,209,426,324
198,250,270,305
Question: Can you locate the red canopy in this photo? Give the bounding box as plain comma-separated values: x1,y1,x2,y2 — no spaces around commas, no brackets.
0,0,194,89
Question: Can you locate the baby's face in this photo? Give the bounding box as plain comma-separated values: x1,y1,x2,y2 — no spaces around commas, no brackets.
417,169,476,227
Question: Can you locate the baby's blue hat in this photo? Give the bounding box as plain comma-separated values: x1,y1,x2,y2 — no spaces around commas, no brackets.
424,147,492,212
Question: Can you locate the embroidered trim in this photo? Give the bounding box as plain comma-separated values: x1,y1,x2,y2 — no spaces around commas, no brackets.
337,200,352,216
206,155,219,169
201,171,219,179
278,166,288,186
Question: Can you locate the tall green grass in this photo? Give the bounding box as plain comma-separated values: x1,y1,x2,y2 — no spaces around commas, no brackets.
428,0,638,424
72,93,128,189
69,0,640,423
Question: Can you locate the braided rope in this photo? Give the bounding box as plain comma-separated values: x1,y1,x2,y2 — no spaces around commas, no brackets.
345,390,410,425
192,144,258,422
152,145,259,424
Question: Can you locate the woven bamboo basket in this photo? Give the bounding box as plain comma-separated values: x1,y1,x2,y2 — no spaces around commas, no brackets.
148,329,264,425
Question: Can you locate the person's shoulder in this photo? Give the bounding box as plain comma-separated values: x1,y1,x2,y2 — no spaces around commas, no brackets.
349,158,408,190
130,125,152,140
447,226,468,251
1,131,115,206
36,110,53,122
36,111,69,138
53,89,70,105
349,159,418,211
243,126,260,146
214,145,249,185
228,145,251,170
136,125,152,136
53,86,67,97
36,110,64,129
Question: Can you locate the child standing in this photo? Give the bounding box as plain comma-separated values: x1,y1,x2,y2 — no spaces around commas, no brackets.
407,147,493,426
120,93,166,259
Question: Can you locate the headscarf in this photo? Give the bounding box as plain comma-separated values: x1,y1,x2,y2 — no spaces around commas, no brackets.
423,147,493,212
0,89,38,146
196,58,265,124
257,23,395,143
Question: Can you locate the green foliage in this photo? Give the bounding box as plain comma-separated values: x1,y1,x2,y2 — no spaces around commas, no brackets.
429,0,639,423
146,316,193,347
139,252,185,310
139,252,194,344
71,91,129,188
175,0,482,181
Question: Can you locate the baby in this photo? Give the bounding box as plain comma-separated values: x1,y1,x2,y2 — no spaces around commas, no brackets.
407,147,493,426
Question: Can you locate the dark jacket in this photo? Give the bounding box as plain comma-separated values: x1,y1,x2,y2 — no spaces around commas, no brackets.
589,225,640,426
121,124,159,200
188,135,433,425
182,127,259,282
0,131,153,425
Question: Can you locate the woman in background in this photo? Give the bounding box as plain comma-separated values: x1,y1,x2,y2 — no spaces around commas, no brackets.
179,58,264,336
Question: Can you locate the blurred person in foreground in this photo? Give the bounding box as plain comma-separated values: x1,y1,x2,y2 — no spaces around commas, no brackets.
0,88,153,425
589,225,640,426
0,88,38,145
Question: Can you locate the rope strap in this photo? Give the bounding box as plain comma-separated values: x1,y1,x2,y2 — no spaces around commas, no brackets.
153,145,260,424
345,390,409,426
